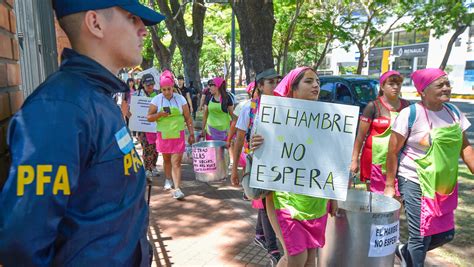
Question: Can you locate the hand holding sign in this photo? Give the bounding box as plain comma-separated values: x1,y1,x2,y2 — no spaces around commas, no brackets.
249,95,359,201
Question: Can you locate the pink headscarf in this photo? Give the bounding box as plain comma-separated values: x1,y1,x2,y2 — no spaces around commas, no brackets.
274,67,311,97
246,81,256,93
213,77,225,89
379,70,401,86
411,68,447,93
160,70,175,87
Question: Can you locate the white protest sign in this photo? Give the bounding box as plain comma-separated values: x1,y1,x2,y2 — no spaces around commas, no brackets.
249,95,359,201
128,95,157,133
137,67,161,91
368,221,399,257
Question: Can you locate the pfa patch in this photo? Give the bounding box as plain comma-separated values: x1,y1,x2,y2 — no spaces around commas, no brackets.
115,127,134,154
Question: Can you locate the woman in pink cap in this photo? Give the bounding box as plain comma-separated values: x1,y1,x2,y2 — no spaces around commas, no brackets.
202,77,236,141
384,68,474,266
147,70,195,200
252,67,338,267
350,70,410,193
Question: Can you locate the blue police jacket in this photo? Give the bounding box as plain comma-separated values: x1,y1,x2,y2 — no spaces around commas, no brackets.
0,48,149,266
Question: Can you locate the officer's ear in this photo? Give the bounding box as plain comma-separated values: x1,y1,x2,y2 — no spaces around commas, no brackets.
83,9,114,39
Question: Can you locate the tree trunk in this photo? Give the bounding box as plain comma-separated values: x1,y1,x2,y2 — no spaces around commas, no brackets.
149,26,176,70
281,0,303,74
314,37,333,70
439,25,468,70
141,44,154,70
233,0,275,83
155,0,205,90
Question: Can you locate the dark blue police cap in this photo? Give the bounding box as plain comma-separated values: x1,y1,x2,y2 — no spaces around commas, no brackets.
53,0,166,26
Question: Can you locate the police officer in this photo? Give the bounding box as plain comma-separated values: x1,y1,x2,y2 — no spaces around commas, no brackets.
0,1,165,266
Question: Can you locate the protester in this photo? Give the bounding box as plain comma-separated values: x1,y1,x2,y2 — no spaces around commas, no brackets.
350,70,410,193
177,75,194,114
384,68,474,266
148,70,195,199
252,67,338,267
202,77,236,141
120,78,136,124
136,74,160,181
0,1,165,265
231,69,281,265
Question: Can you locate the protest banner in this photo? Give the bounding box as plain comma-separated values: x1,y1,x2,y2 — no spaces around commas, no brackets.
128,95,156,133
249,95,359,201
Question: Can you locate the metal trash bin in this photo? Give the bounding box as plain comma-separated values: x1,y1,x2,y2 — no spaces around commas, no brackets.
318,189,401,267
182,130,201,164
192,141,229,182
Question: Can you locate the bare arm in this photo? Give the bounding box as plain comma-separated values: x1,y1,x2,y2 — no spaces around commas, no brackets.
350,120,371,173
202,105,209,134
186,93,194,113
182,104,195,145
231,129,246,186
384,132,406,197
147,104,168,122
461,132,474,173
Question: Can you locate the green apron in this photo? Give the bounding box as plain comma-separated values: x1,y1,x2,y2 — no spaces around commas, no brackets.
413,104,462,236
207,97,231,132
156,99,185,139
372,111,398,174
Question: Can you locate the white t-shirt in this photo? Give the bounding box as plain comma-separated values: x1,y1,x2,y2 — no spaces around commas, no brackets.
392,103,471,183
233,99,250,117
236,101,252,131
150,93,187,113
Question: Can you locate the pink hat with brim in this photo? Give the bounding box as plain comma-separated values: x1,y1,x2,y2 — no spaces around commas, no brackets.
160,70,175,87
274,66,311,97
213,77,225,89
380,70,401,86
246,81,256,93
411,68,447,93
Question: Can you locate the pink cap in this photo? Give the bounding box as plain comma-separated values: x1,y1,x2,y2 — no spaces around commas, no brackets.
160,70,175,87
213,77,225,89
380,70,401,86
411,68,447,93
246,81,256,93
274,66,311,97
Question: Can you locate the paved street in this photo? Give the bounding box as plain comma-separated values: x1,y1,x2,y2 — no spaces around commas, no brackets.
139,145,454,266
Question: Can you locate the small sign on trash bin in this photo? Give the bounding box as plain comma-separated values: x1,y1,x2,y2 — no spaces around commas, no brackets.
368,221,399,257
192,147,217,173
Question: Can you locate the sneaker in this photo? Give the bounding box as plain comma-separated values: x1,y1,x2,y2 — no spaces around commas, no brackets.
173,188,185,200
253,236,267,250
164,179,174,190
395,244,407,267
269,250,281,266
242,192,250,201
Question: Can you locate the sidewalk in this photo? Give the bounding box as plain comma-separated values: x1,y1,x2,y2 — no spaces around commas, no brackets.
140,145,455,267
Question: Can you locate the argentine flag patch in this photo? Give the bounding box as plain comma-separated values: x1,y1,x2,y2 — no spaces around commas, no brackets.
115,127,134,154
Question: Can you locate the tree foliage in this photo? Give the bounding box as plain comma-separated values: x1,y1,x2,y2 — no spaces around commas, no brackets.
403,0,473,69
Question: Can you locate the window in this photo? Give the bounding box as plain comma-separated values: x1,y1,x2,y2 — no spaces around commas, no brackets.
335,83,352,104
415,30,430,43
397,31,415,46
351,81,379,103
319,82,335,102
